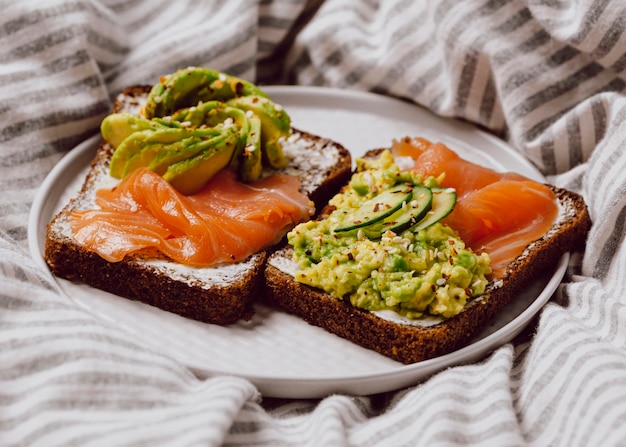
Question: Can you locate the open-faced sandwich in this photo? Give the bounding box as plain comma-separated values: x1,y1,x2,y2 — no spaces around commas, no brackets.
264,137,592,364
44,67,352,325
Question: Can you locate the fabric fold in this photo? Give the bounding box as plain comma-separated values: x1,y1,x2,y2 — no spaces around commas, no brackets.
1,1,625,446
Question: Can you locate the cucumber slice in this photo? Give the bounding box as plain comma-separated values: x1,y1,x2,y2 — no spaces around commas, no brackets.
411,187,457,231
334,184,414,233
381,186,433,234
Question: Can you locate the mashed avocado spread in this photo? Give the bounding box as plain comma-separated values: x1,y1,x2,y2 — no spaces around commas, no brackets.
287,150,491,320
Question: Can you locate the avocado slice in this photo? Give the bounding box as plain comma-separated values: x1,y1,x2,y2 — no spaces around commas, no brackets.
144,67,269,119
107,67,295,190
163,138,237,195
173,101,268,182
101,113,157,148
235,114,263,183
109,127,224,179
226,95,291,169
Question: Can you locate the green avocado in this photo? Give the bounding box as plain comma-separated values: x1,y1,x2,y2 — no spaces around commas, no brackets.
234,114,263,183
172,100,247,128
108,126,225,179
226,95,291,168
162,136,237,195
101,113,158,148
144,67,269,119
103,67,293,193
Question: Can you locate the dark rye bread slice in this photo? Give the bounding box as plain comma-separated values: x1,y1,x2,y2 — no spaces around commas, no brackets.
263,154,592,364
44,85,352,325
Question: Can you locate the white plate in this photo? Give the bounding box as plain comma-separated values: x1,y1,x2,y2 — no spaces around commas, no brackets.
29,86,568,399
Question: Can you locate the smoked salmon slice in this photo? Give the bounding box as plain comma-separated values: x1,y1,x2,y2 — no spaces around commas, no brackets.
70,168,314,266
391,137,558,277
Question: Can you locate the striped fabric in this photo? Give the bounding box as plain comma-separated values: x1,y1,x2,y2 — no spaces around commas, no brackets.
1,0,625,445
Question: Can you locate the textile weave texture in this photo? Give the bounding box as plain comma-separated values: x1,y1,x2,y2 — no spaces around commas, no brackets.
1,1,625,446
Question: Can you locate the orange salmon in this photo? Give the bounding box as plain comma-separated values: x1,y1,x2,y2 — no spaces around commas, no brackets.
70,168,314,266
391,137,558,277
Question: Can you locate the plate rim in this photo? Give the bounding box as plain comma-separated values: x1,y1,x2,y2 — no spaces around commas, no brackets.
262,85,545,181
28,85,567,398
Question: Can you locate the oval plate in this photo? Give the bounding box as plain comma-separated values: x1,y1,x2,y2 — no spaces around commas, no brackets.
28,86,567,399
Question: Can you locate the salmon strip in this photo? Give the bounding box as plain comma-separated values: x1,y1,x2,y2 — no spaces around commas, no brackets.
391,137,558,277
70,168,314,266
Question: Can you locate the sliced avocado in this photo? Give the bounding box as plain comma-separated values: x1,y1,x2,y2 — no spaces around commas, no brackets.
109,67,296,189
109,130,150,178
235,114,262,183
381,186,433,234
226,95,291,169
148,133,231,177
171,100,235,127
163,139,237,195
411,188,457,232
101,113,156,148
144,67,269,119
335,184,414,233
172,101,251,154
109,132,178,179
108,127,223,179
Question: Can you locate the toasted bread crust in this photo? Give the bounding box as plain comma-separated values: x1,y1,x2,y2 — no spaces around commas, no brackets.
45,231,264,324
44,85,352,325
264,258,491,363
263,178,592,364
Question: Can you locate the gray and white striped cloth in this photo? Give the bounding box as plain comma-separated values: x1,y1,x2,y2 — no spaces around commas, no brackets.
2,0,625,445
